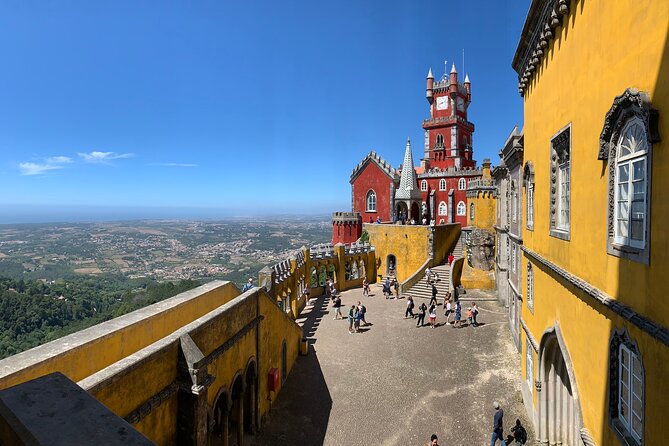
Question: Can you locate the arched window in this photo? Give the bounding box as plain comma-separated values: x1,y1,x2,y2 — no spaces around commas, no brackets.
609,331,644,445
439,178,446,191
457,201,466,216
366,190,376,212
436,134,444,148
526,262,534,310
458,178,466,190
421,180,428,191
511,181,518,223
438,201,447,216
524,162,535,230
470,203,475,221
614,118,648,249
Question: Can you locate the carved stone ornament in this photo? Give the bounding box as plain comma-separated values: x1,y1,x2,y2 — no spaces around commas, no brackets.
599,88,660,161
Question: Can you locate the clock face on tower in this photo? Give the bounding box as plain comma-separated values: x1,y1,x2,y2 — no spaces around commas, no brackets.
436,96,449,110
456,97,465,112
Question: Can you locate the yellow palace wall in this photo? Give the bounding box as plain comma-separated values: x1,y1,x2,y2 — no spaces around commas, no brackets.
519,0,669,444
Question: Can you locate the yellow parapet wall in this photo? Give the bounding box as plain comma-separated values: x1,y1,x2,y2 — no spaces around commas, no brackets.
0,281,240,391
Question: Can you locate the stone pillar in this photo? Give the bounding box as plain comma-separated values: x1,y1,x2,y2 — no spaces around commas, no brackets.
287,254,298,318
177,335,214,446
258,266,275,298
333,243,346,291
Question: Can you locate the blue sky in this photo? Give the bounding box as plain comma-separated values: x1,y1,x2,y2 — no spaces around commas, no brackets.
0,0,530,222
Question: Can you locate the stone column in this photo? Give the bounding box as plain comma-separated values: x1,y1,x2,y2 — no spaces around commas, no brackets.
177,335,214,446
334,243,346,291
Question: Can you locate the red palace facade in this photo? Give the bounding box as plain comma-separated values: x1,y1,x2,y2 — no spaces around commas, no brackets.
348,63,484,227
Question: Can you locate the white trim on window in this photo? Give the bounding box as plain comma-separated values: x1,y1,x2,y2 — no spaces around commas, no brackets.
458,178,466,190
421,179,428,192
456,201,466,216
469,202,475,221
438,201,447,216
618,344,643,443
439,178,446,191
526,339,534,391
366,190,377,212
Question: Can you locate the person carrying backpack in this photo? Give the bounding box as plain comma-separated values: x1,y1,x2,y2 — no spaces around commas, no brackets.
510,418,527,445
405,296,415,319
416,302,427,327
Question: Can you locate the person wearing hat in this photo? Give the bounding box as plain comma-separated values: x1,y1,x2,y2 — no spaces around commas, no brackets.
490,401,506,446
242,278,254,292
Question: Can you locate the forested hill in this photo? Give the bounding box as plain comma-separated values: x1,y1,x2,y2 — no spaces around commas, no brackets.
0,276,200,359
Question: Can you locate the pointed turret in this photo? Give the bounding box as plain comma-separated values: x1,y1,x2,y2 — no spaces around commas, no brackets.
464,74,471,102
426,68,434,104
395,138,422,200
449,64,458,99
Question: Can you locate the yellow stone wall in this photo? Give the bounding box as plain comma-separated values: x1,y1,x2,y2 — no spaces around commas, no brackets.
0,281,239,391
520,1,669,444
470,190,496,231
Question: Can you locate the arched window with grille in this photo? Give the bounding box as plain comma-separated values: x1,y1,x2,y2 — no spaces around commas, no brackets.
439,179,446,191
421,180,428,191
457,201,466,216
438,201,447,216
470,203,475,221
458,178,466,190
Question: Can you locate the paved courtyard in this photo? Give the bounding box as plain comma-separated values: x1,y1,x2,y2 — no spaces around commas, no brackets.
251,285,533,446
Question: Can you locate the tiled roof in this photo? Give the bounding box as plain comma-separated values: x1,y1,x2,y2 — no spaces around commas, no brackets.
395,139,422,200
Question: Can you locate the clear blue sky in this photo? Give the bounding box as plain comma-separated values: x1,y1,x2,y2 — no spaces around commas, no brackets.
0,0,530,222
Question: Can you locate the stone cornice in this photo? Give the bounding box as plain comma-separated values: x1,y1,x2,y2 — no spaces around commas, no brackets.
522,246,669,347
520,317,539,352
512,0,572,96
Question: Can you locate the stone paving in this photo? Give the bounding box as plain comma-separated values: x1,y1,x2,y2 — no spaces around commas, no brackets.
250,285,534,446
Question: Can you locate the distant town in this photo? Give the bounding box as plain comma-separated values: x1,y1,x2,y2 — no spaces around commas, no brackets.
0,217,331,286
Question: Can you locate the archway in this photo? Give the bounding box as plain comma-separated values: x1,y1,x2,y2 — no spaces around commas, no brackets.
244,360,257,435
537,327,583,446
229,374,246,446
210,389,230,446
396,202,408,223
410,201,420,222
386,254,396,277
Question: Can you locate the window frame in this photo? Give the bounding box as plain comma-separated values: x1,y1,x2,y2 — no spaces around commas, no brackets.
469,202,475,221
439,178,446,191
609,329,644,446
458,178,466,190
366,189,377,212
438,201,447,216
421,179,428,192
549,124,571,240
526,261,534,311
456,201,466,216
601,89,659,265
511,180,518,223
526,338,534,391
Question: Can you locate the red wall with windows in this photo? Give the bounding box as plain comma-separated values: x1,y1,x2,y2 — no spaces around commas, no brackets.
352,163,394,223
418,176,473,226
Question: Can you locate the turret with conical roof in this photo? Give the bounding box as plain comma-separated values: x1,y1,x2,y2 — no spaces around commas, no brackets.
395,138,422,201
426,68,434,104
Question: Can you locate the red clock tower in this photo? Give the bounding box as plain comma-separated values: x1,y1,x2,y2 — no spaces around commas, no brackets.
423,64,475,171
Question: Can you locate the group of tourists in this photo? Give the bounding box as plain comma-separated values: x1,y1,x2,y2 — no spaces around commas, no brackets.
381,276,399,299
427,402,528,445
330,287,369,334
405,291,480,328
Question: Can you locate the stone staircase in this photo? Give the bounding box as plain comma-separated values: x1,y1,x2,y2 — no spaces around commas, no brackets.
403,233,464,302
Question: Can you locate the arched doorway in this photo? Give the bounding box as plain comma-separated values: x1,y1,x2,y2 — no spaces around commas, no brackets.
537,328,583,446
386,254,396,277
396,202,408,223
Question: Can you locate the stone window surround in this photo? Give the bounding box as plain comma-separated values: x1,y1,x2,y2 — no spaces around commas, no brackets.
458,178,466,190
526,338,534,392
524,161,535,231
421,179,428,192
549,123,571,240
366,189,377,212
469,202,475,221
526,260,534,313
511,180,518,223
608,328,644,446
600,88,660,265
439,178,447,191
438,201,447,216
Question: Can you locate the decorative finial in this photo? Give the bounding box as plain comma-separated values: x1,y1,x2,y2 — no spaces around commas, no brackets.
451,63,457,74
427,68,433,78
465,74,470,83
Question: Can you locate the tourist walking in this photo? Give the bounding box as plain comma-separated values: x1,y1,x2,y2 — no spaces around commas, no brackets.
427,434,439,445
424,267,432,287
416,302,427,327
405,296,415,319
333,295,342,320
325,278,332,300
384,277,391,299
472,302,479,327
429,283,438,307
357,301,368,326
467,307,473,326
444,298,453,324
393,278,400,299
242,278,253,292
354,306,363,332
347,305,355,334
490,401,506,446
363,277,370,296
454,300,462,328
428,303,437,328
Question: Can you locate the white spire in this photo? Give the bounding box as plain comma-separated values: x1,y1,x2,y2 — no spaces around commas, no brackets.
395,138,422,200
465,74,470,83
451,63,457,74
427,68,433,78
